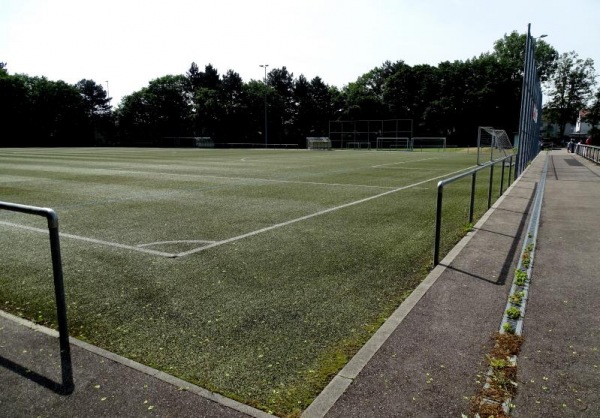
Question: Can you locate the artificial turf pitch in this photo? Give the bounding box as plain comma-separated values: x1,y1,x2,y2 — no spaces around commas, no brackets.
0,147,510,415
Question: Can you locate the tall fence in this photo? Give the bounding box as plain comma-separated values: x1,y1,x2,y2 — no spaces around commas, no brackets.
515,23,543,179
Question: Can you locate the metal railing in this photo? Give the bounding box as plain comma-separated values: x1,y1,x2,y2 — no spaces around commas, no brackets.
576,144,600,164
0,201,74,394
434,155,514,266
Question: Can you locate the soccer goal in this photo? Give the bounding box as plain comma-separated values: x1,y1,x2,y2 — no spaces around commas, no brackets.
376,137,413,151
412,137,446,151
346,141,371,150
307,137,332,150
329,119,413,149
477,127,515,165
160,137,214,148
194,137,214,148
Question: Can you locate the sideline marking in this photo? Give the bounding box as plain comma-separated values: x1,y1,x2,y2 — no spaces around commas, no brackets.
0,221,176,258
371,157,438,168
137,239,216,248
176,165,476,257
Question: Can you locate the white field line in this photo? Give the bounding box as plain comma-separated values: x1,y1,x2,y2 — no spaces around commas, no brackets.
0,165,474,259
103,168,396,190
0,221,176,258
371,157,438,168
137,239,216,248
175,165,476,257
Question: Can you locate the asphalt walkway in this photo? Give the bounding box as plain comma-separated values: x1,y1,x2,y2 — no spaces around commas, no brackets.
1,149,598,417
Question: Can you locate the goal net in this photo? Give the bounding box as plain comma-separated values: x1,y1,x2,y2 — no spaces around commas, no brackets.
329,119,413,149
477,127,515,165
194,137,214,148
376,137,412,151
160,137,214,148
412,137,446,151
346,141,371,150
307,137,332,150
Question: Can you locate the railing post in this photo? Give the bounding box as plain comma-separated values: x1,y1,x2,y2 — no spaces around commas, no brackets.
500,159,506,197
434,182,444,266
487,163,495,209
469,171,476,224
47,212,74,394
0,202,74,394
508,156,513,186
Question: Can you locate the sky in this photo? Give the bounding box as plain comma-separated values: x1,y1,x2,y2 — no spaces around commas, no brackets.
2,0,599,106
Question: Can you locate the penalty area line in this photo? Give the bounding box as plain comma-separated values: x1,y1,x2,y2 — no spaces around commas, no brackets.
371,157,438,168
175,165,476,258
0,221,176,258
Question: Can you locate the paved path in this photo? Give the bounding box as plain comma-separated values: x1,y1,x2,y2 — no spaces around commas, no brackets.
316,154,545,418
513,151,600,417
1,149,598,417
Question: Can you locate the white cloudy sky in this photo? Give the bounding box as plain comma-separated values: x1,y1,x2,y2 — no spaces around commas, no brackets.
2,0,599,106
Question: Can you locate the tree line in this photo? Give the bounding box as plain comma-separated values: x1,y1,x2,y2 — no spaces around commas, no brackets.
1,31,598,148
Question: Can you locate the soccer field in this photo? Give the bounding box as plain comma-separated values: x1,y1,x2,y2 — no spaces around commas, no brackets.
0,147,506,415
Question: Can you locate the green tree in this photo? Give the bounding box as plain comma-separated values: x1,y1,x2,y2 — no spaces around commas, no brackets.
0,69,28,146
75,79,113,144
218,69,249,142
186,62,203,92
585,89,600,141
76,79,111,117
544,51,596,138
492,31,558,82
266,67,295,143
116,74,191,144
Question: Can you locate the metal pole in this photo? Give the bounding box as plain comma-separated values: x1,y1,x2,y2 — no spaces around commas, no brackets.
0,202,74,393
434,183,444,266
469,171,476,224
500,160,506,197
516,23,532,179
508,156,513,187
47,212,74,394
488,163,495,209
259,64,269,148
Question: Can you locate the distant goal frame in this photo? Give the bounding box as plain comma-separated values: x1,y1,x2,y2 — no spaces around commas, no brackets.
375,137,413,151
329,119,413,149
412,137,447,151
306,137,332,150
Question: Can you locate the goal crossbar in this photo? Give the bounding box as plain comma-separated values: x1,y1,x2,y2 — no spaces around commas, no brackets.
412,137,446,151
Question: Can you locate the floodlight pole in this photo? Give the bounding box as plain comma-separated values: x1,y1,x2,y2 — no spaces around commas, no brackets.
259,64,269,148
105,80,110,102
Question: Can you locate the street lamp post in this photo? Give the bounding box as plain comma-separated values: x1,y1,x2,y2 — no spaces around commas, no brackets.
259,64,269,148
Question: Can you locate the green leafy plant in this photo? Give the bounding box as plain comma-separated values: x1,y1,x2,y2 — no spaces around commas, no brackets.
464,222,474,233
515,270,528,286
488,356,508,369
509,291,525,306
502,322,515,334
506,306,521,320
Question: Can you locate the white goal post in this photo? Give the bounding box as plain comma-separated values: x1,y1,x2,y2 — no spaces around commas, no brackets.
477,127,515,165
307,137,332,150
376,137,412,151
412,137,446,151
